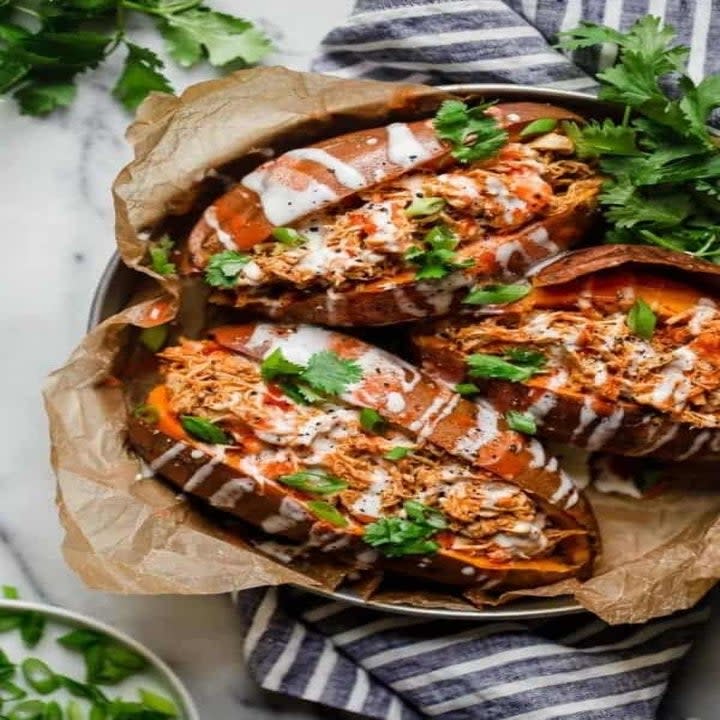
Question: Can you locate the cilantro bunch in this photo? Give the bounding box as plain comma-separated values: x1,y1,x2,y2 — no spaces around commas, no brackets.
0,0,271,115
364,500,447,557
557,16,720,262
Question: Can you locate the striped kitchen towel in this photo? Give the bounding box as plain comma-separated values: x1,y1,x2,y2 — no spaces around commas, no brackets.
312,0,719,90
237,587,709,719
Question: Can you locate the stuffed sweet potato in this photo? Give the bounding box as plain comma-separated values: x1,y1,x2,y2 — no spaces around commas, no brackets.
180,102,602,326
127,323,597,591
413,245,720,462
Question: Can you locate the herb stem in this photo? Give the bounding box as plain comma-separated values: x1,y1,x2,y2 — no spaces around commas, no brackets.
621,105,631,127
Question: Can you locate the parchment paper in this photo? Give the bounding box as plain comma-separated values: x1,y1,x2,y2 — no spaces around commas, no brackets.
44,67,720,624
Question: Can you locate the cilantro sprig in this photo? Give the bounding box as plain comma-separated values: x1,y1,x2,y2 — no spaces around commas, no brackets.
0,0,271,115
205,250,250,288
363,500,446,557
557,16,720,261
260,348,362,405
405,224,474,280
433,99,508,164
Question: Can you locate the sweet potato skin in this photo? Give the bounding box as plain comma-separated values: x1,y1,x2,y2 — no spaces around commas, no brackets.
413,245,720,462
126,322,598,590
127,417,591,589
188,101,599,326
211,179,601,326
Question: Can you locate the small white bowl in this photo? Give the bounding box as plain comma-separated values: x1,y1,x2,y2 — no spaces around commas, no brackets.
0,599,199,720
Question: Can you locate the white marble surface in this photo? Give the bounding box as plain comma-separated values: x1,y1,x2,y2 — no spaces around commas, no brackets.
0,2,352,718
1,1,719,717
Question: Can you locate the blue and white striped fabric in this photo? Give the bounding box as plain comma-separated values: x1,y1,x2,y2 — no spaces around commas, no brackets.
237,587,709,719
312,0,719,89
235,2,717,717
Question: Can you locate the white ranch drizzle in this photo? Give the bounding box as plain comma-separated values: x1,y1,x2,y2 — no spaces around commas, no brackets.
185,447,226,492
494,239,532,274
209,477,256,508
688,298,717,335
631,423,680,456
391,287,427,318
408,392,453,434
710,432,720,453
585,407,625,451
386,392,406,413
351,468,390,517
452,400,501,461
526,391,557,421
572,398,598,439
592,457,642,499
285,148,366,189
527,226,559,254
675,430,711,461
261,496,310,533
651,347,696,407
252,540,299,564
526,438,546,468
386,123,431,168
549,470,575,505
204,206,238,250
325,287,342,326
149,441,185,472
242,169,338,227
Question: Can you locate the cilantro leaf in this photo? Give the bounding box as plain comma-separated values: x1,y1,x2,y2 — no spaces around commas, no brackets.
505,410,537,435
454,382,480,396
302,351,362,396
405,224,474,280
180,415,231,444
157,8,271,67
602,191,691,229
556,21,623,51
15,80,75,115
112,42,173,111
405,196,445,218
205,250,250,288
259,348,304,381
627,297,657,339
433,99,508,164
679,75,720,147
562,119,640,158
148,236,176,276
363,501,446,557
0,0,270,115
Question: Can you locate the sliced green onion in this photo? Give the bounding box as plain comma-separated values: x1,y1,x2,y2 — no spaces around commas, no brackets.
0,680,27,701
627,297,656,339
139,324,168,353
467,354,539,383
20,613,45,648
2,586,19,599
44,701,62,720
463,282,530,306
384,446,413,461
520,118,558,137
454,383,480,396
307,500,348,527
57,629,105,651
8,700,44,720
405,196,445,217
132,403,159,424
505,410,537,435
179,415,231,445
0,611,23,632
66,701,83,720
277,470,347,495
139,688,179,716
359,408,386,434
271,227,307,246
21,659,59,695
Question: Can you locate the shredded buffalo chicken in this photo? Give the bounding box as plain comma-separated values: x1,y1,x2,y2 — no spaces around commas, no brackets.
200,139,599,291
158,341,573,561
443,297,720,427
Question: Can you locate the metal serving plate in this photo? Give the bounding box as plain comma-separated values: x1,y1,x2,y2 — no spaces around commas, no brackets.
89,84,605,621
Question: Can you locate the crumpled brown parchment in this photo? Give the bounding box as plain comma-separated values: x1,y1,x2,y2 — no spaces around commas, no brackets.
44,67,720,624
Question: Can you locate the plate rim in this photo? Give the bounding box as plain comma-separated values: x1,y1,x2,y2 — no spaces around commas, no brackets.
87,82,603,621
0,599,200,719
